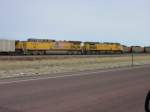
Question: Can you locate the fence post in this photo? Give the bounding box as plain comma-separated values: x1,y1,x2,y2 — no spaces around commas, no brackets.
132,53,134,67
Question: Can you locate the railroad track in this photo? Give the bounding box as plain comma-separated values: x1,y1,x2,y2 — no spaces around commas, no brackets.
0,53,149,61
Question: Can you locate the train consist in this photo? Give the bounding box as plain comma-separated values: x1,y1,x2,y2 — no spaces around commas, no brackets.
0,39,149,55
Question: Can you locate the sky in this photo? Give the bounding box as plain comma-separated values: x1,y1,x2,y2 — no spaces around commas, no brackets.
0,0,149,46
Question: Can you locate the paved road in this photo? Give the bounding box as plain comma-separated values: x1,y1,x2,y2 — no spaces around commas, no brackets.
0,66,149,112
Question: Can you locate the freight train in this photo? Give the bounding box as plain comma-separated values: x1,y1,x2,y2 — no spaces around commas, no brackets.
0,39,149,55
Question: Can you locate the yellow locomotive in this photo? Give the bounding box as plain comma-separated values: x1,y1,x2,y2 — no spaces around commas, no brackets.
16,39,82,55
83,42,123,54
16,39,55,55
16,39,123,55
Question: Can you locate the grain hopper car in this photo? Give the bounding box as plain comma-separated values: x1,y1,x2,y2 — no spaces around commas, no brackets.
122,45,132,53
144,47,150,53
131,46,144,53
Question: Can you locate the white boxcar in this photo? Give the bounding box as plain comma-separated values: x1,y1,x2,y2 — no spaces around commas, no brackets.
0,40,15,52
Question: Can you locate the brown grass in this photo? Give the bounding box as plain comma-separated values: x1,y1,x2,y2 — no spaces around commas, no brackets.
0,55,150,78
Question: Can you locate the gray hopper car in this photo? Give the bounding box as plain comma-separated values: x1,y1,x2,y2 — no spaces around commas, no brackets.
144,47,150,53
123,46,131,53
0,39,15,54
131,46,144,53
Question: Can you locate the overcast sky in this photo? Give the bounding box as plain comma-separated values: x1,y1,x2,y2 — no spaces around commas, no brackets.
0,0,149,46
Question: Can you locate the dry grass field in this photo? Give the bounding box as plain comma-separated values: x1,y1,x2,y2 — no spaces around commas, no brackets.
0,54,150,78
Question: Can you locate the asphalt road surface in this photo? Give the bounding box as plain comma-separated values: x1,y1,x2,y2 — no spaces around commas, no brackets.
0,65,149,112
